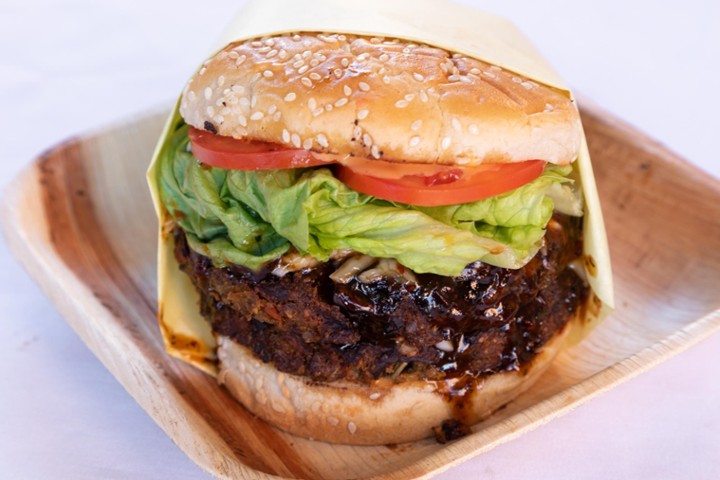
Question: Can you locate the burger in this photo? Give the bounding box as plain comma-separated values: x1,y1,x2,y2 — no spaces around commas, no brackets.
152,32,596,445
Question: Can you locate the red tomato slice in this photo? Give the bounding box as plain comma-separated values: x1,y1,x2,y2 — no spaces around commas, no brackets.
188,127,335,170
335,160,546,206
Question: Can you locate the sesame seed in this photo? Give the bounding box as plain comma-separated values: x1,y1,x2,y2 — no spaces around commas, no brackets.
301,77,313,87
469,124,479,135
413,73,424,81
395,99,408,108
293,34,301,41
313,108,323,117
298,65,309,74
363,133,372,146
358,82,370,92
229,51,239,60
369,392,381,400
217,75,225,87
317,133,328,147
483,71,496,79
357,109,369,120
251,40,263,47
309,59,319,67
452,117,461,131
521,81,535,89
544,103,556,112
265,38,275,46
411,119,422,131
370,37,382,44
258,46,271,53
239,97,250,107
333,68,342,78
199,67,206,76
348,422,357,434
266,49,278,58
343,85,352,96
278,49,288,59
293,60,305,68
489,65,502,72
187,90,196,101
263,70,274,78
470,68,481,75
460,76,472,84
291,133,301,148
215,98,224,107
302,50,312,58
231,85,245,94
206,106,215,116
338,34,346,41
325,104,333,111
309,72,322,81
204,87,212,100
235,55,247,66
448,74,461,82
371,145,380,158
420,90,428,102
353,125,362,138
334,98,348,107
238,115,248,127
273,111,282,121
379,53,390,62
402,47,411,54
284,92,297,102
357,52,370,61
378,67,387,75
404,93,415,102
282,129,290,143
327,416,339,426
341,58,350,67
409,135,421,147
303,138,313,149
250,111,264,121
251,72,261,82
308,98,317,110
213,114,224,123
251,95,257,108
441,136,451,149
512,76,522,83
383,76,390,84
268,104,277,114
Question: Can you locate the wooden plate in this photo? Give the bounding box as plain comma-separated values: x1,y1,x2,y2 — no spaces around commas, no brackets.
3,101,720,480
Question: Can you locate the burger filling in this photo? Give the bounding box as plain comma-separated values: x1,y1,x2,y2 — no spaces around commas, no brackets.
159,121,589,383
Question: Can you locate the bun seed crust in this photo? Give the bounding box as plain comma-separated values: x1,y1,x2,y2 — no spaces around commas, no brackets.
180,33,582,166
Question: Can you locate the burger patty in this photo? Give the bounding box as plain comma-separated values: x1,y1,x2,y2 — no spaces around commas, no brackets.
174,214,588,384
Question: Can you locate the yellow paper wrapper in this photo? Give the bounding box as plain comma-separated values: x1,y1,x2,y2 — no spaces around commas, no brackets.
147,0,614,375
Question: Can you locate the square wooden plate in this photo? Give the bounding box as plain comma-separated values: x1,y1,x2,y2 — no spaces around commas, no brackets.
3,101,720,479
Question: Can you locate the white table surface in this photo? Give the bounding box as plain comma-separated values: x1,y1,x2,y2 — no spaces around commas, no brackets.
1,1,719,478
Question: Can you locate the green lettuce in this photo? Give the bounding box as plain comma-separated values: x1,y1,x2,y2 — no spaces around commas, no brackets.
158,123,580,276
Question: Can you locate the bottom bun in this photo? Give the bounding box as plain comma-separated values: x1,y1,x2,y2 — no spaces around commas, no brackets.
217,320,574,445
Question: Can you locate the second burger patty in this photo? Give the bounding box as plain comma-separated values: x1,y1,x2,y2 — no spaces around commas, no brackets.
174,213,588,384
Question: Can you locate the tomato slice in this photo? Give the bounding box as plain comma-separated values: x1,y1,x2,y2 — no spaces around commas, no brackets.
188,127,335,170
188,127,546,207
335,160,546,206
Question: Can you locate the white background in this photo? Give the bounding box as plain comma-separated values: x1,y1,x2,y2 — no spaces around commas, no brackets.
1,1,719,478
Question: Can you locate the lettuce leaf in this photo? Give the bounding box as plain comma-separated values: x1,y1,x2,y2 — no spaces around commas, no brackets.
158,123,579,275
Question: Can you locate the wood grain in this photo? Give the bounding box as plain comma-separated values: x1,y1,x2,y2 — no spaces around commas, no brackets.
2,101,720,480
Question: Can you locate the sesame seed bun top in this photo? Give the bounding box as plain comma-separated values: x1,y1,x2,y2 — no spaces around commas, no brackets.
180,33,582,166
